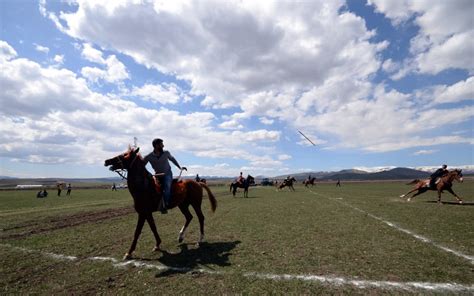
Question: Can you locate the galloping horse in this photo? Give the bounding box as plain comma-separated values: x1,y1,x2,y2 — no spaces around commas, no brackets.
230,175,254,198
303,177,316,187
278,177,296,191
400,169,464,204
104,147,217,260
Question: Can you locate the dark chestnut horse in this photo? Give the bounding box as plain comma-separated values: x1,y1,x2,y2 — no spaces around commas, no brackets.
230,175,254,198
278,177,296,191
104,147,217,260
400,169,464,204
303,177,316,187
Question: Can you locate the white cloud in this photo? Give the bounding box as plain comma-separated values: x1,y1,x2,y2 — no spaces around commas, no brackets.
81,43,105,64
34,43,50,54
370,0,474,77
0,40,17,61
1,44,286,177
413,149,437,155
80,43,129,83
130,83,183,105
53,54,64,64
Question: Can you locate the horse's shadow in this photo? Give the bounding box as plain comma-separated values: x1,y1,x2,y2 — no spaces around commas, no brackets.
152,240,241,277
424,200,474,206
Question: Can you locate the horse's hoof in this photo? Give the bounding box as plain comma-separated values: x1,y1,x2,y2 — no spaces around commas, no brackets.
459,200,463,204
152,246,162,252
123,253,132,260
178,236,184,243
399,194,405,198
407,198,411,202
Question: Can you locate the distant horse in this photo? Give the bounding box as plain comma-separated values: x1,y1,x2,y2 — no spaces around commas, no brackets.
278,177,296,191
104,147,217,260
230,175,255,198
400,169,464,204
303,177,316,187
200,178,207,184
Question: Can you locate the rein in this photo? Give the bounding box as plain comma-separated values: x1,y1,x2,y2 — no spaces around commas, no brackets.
112,153,140,181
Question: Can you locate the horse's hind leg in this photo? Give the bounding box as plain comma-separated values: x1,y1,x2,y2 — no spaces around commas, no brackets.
407,188,427,201
400,187,419,198
178,203,193,243
124,213,146,260
191,202,205,245
145,213,162,252
446,188,463,204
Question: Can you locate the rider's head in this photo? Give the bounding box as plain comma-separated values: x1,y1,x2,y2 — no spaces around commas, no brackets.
152,138,163,149
442,164,447,169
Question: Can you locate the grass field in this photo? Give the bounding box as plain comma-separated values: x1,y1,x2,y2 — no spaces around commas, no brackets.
1,181,473,295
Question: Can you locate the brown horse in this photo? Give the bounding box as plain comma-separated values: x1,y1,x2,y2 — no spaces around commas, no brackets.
278,177,296,191
230,175,254,198
400,169,464,204
303,177,316,187
104,147,217,260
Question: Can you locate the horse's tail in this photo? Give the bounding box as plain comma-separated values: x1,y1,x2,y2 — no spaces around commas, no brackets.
406,179,420,185
201,183,217,212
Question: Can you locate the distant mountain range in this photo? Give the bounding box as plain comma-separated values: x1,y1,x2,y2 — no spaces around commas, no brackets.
1,167,472,185
273,167,473,181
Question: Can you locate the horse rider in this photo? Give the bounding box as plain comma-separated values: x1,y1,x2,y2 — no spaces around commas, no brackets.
195,174,201,182
237,172,245,185
429,164,448,188
144,138,187,214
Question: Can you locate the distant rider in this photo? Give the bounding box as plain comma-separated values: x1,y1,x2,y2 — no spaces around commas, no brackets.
237,172,245,184
429,164,448,188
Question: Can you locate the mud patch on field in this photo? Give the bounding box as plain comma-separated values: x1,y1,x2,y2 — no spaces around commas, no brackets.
1,207,134,239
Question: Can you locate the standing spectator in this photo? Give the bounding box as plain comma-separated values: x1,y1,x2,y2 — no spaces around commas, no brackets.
57,183,62,196
195,174,201,182
112,183,117,191
336,179,341,187
66,183,72,196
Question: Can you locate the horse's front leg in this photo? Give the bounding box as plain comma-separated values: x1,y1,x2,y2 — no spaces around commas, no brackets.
446,188,463,204
145,212,162,252
124,213,146,260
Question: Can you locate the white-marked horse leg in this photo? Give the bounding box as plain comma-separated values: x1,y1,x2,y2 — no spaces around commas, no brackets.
178,204,193,243
446,188,463,204
178,226,186,243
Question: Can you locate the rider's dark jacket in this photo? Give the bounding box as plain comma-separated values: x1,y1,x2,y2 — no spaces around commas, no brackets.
430,168,448,180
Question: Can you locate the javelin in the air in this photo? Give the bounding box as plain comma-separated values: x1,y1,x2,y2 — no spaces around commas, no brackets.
298,130,316,146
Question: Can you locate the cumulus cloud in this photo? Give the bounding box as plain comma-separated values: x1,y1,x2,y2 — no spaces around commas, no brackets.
129,83,187,105
370,0,474,76
80,43,129,83
0,40,17,61
0,41,285,175
34,43,50,54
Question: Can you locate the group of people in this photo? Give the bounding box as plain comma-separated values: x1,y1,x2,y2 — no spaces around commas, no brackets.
56,183,72,196
36,183,72,198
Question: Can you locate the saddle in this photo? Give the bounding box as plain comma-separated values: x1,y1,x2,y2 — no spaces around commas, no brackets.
152,176,185,206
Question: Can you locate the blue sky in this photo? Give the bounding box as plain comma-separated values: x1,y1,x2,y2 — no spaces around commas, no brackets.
0,0,472,178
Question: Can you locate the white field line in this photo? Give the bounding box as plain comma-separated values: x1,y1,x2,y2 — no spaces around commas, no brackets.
1,243,473,293
309,190,474,265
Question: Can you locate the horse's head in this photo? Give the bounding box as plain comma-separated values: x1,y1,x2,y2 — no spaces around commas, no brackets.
247,175,255,184
104,147,140,171
454,169,463,183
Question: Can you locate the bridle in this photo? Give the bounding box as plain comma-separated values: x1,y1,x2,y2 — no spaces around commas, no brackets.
111,152,139,180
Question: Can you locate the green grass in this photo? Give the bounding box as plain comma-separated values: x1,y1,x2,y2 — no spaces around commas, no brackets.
1,181,473,295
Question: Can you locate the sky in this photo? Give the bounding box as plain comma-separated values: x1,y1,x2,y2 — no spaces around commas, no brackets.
0,0,473,178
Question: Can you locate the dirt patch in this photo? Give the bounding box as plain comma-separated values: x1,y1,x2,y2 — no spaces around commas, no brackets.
1,207,135,239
